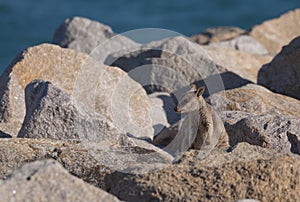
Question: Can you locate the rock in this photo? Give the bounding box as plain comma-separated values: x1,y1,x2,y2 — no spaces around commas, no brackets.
0,43,88,136
106,143,300,201
108,36,252,93
257,36,300,100
17,80,119,141
0,138,172,189
0,159,120,202
0,43,153,139
209,35,269,55
220,111,300,154
250,9,300,54
207,84,300,119
53,16,138,60
190,26,246,45
203,46,272,82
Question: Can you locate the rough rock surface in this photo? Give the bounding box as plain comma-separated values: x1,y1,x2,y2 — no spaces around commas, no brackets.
18,80,120,141
107,143,300,201
250,8,300,54
53,16,138,60
209,35,269,55
257,36,300,100
0,43,153,138
109,36,252,93
0,138,172,189
207,84,300,118
203,47,272,82
221,111,300,154
190,26,246,45
0,159,120,202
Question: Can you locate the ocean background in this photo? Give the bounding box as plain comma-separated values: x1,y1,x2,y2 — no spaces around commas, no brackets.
0,0,299,72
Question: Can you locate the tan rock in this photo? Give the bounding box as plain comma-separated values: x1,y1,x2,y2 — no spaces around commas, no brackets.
107,143,300,201
203,46,272,82
0,138,172,188
208,84,300,119
0,44,152,138
250,9,300,54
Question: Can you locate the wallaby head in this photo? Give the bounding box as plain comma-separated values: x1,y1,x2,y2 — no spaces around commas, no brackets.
174,84,205,113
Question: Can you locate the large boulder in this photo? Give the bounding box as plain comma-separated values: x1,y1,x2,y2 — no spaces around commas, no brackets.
257,36,300,100
18,80,120,141
0,159,120,202
207,83,300,118
108,36,252,93
250,9,300,54
106,143,300,201
0,44,153,139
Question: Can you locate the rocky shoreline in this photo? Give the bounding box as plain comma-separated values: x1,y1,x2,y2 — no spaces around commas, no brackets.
0,9,300,202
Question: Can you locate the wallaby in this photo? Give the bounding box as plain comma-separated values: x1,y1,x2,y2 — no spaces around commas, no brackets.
154,85,228,154
175,84,229,150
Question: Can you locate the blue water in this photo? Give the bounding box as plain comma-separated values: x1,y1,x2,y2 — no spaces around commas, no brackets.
0,0,299,72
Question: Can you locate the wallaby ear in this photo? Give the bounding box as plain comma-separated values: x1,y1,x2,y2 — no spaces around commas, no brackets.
196,86,205,97
190,84,197,92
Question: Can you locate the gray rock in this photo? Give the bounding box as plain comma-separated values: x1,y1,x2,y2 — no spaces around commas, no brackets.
0,159,120,202
210,35,268,55
53,16,114,53
207,83,300,119
53,16,139,61
18,80,120,141
108,36,251,93
221,111,300,154
258,36,300,100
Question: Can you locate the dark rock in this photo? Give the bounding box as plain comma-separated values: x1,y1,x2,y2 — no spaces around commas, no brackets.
258,36,300,100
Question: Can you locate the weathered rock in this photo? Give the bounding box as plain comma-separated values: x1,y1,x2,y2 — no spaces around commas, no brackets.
250,9,300,54
220,111,300,154
209,35,269,55
0,138,172,189
203,46,272,82
108,36,252,93
190,26,246,45
0,43,152,139
53,16,138,60
18,80,119,141
207,84,300,119
106,143,300,201
0,159,120,202
257,36,300,100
